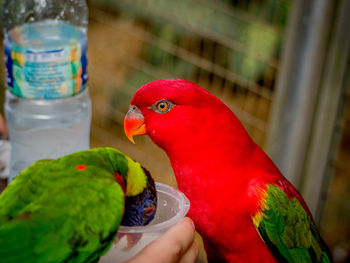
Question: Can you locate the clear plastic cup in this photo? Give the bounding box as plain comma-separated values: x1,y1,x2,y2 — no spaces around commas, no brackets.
100,182,190,263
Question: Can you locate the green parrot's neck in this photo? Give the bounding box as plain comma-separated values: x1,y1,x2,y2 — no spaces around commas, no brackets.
114,172,127,193
101,147,148,197
123,157,147,196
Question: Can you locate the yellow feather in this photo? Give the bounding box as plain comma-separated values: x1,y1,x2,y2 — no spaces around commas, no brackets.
252,188,269,227
125,157,147,196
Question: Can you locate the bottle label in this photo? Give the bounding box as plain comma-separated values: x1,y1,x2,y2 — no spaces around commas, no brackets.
4,22,88,99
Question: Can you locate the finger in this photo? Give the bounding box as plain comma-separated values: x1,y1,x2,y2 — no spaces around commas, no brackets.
154,217,196,262
179,241,199,263
126,217,195,263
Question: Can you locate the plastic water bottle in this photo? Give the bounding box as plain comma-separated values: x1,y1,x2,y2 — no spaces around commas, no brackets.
2,0,91,182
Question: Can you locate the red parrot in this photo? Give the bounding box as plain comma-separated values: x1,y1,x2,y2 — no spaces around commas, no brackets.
123,79,332,263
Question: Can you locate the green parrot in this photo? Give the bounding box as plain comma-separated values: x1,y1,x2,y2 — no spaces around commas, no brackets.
0,147,157,263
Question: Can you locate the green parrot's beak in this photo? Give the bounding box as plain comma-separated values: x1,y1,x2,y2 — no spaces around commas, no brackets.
124,106,146,144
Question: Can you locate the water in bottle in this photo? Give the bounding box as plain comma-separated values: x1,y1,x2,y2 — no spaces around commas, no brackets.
5,88,91,179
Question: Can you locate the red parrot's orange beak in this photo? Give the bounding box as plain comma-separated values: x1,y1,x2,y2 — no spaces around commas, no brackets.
124,106,146,144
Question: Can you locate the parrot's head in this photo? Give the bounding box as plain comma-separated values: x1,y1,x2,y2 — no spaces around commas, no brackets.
124,79,247,156
121,166,157,226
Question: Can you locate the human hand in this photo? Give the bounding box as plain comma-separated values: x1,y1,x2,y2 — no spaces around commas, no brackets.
125,217,198,263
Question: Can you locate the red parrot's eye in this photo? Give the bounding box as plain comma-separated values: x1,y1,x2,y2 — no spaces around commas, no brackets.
152,100,174,114
157,101,168,111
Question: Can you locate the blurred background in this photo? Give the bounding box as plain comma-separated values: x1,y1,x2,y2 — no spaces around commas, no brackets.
0,0,349,262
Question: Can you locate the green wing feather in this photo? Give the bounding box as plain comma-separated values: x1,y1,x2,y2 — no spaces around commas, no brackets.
252,184,332,263
0,148,134,263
